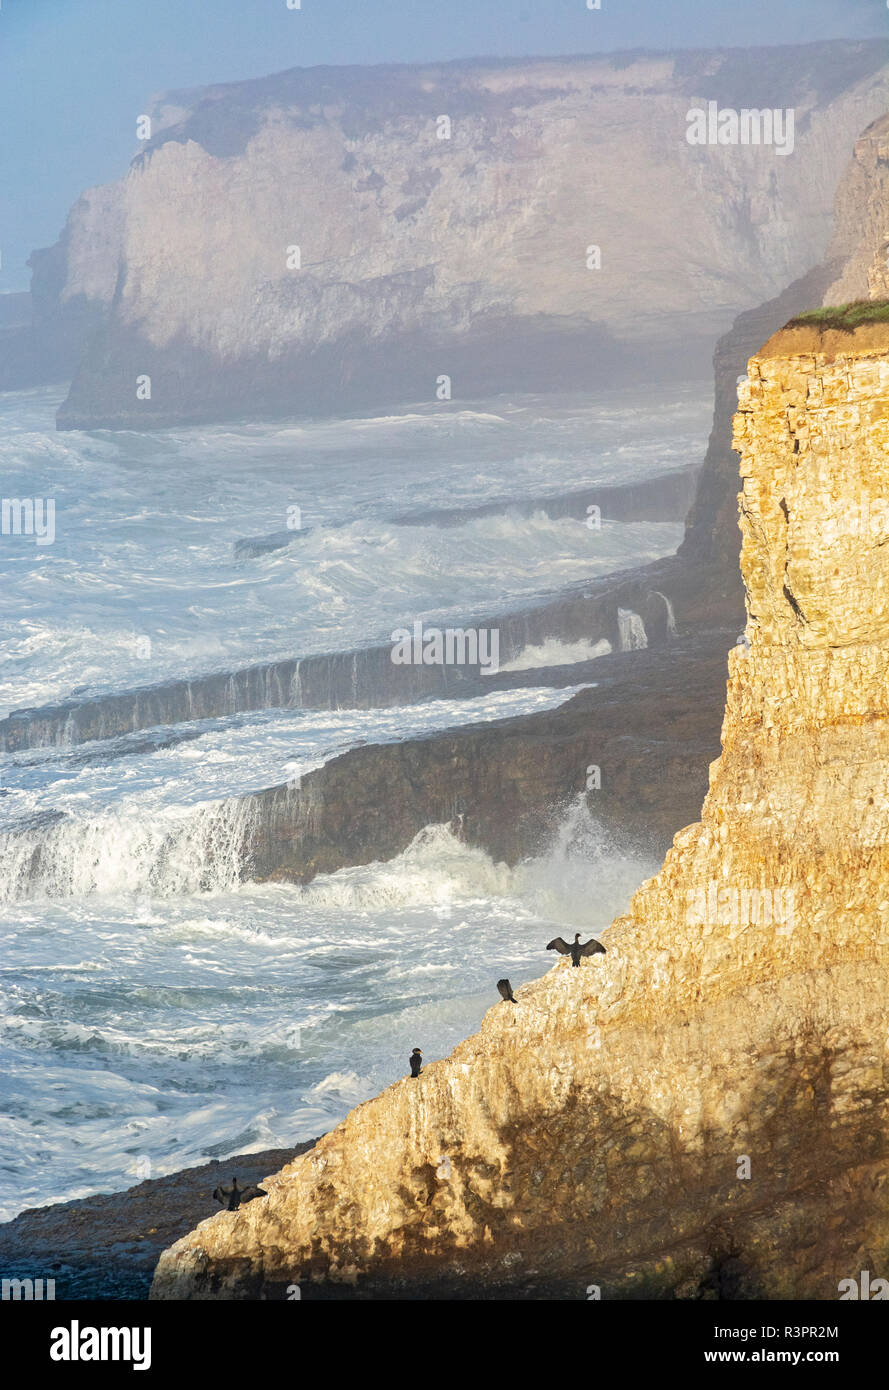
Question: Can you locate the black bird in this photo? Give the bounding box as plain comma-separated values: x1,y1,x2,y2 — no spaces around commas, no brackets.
409,1048,423,1078
547,932,607,967
212,1177,266,1211
497,978,517,1003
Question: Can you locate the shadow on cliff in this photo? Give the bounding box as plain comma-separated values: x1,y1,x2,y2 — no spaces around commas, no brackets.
175,1025,889,1299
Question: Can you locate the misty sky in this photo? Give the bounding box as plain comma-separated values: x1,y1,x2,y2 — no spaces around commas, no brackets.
0,0,886,292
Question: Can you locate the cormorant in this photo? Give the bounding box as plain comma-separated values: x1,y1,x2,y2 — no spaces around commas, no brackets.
497,978,517,1003
547,932,607,967
212,1177,266,1211
409,1048,423,1078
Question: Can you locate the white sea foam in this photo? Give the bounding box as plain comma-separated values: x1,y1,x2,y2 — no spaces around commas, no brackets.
0,385,707,710
0,803,654,1219
495,637,612,672
0,686,586,903
0,381,706,1220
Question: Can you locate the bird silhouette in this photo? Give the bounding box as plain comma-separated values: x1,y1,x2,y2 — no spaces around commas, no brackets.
497,978,517,1003
212,1177,266,1211
547,932,607,967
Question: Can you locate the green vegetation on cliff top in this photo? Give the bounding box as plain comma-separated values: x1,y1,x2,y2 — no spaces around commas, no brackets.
787,300,889,332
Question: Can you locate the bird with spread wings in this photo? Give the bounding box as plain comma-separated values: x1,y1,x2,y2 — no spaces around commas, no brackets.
546,932,607,967
212,1177,266,1211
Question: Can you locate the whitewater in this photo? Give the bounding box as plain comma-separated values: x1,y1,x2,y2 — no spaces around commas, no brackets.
0,382,710,1218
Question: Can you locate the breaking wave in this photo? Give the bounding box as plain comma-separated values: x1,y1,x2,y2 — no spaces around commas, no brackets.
0,798,259,902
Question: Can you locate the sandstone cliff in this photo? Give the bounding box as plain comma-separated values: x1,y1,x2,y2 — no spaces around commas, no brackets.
825,112,889,303
0,1144,314,1301
151,322,889,1300
681,108,889,579
16,40,884,427
678,261,842,574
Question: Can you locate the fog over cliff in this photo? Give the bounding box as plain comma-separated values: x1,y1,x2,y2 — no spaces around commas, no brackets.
3,40,885,427
3,17,889,1321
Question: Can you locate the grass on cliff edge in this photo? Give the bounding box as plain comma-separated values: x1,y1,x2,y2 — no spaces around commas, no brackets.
786,299,889,332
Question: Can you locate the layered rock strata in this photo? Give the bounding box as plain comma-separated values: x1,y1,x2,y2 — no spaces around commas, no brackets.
683,109,889,580
9,42,884,424
150,327,889,1300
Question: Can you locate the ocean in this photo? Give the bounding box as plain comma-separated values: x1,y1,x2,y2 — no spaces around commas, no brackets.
0,382,710,1218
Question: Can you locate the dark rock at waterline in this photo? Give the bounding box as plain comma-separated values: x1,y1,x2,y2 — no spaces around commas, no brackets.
233,468,696,559
240,628,732,883
56,314,704,433
0,625,731,891
234,525,314,559
0,1143,316,1301
393,470,696,529
0,557,715,752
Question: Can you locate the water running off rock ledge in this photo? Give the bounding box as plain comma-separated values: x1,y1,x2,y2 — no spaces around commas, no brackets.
151,329,889,1301
0,800,652,1219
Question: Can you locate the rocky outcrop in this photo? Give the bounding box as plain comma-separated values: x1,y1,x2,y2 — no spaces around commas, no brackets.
0,1144,314,1301
0,554,690,750
824,113,889,303
150,325,889,1300
681,109,889,580
241,631,730,880
23,40,886,427
0,195,118,389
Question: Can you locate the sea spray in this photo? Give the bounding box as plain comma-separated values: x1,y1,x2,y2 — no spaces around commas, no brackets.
496,637,611,672
649,590,677,636
512,794,656,927
0,799,654,1218
0,797,261,902
617,608,648,651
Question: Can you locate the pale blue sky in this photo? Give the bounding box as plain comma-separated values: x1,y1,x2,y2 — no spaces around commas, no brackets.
0,0,886,291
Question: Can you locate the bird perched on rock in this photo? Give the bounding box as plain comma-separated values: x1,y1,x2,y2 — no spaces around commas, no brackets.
212,1177,266,1211
497,978,517,1003
409,1048,423,1078
547,932,607,967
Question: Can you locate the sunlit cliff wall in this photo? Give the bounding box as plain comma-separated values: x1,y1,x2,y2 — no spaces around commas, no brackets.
151,325,889,1300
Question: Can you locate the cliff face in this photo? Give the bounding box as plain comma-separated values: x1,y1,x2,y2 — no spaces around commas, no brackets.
0,206,112,389
238,633,729,883
151,325,889,1300
825,112,889,302
681,108,889,577
678,260,842,573
35,41,889,427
